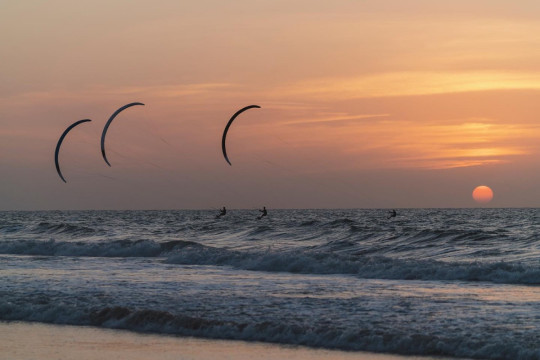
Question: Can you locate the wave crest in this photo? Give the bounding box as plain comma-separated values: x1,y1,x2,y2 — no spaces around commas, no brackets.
166,246,540,285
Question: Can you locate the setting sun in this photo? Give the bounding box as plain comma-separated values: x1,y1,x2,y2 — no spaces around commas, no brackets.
472,185,494,204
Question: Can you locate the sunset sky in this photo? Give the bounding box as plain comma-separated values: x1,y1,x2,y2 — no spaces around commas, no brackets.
2,0,540,210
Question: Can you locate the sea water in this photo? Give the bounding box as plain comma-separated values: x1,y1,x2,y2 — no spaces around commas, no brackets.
1,209,539,359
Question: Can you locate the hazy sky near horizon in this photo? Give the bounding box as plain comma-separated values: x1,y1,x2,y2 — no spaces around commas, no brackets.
2,0,540,210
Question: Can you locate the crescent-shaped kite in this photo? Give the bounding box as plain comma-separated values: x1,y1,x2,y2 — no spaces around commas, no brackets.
221,105,261,166
100,102,145,166
54,119,92,183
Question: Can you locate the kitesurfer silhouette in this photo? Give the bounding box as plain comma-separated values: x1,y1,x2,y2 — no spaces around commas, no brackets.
257,206,267,220
387,209,397,219
216,207,227,218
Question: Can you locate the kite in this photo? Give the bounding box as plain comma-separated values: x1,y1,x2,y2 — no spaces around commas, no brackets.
54,119,92,183
100,102,145,166
221,105,261,166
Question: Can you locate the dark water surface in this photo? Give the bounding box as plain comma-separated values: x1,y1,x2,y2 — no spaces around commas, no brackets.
1,209,539,359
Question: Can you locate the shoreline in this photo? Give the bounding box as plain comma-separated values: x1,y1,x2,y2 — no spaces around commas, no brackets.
0,321,467,360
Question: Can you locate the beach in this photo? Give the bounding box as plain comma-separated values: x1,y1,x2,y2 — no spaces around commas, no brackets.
0,322,464,360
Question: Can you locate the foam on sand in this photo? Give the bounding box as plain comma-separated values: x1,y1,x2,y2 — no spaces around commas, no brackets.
0,321,466,360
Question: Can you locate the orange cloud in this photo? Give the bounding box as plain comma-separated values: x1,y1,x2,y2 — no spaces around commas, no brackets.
272,71,540,100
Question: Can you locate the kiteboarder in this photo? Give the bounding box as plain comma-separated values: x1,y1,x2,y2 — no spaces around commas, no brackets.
257,206,267,220
216,207,227,218
387,209,397,219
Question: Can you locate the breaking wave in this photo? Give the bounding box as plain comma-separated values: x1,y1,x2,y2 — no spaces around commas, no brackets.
1,302,538,360
1,238,538,285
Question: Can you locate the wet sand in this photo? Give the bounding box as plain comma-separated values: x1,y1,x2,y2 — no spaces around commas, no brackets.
0,321,466,360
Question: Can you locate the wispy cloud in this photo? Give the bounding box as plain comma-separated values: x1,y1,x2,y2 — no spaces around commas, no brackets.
272,71,540,100
0,83,238,105
282,113,390,126
360,119,534,169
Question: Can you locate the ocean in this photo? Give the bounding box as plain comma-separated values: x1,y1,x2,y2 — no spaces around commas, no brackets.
1,209,539,359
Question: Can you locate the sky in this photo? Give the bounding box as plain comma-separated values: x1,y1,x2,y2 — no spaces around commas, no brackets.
2,0,540,210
